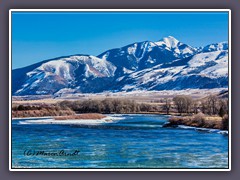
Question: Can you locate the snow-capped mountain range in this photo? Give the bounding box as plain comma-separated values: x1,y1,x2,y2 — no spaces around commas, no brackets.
12,36,228,95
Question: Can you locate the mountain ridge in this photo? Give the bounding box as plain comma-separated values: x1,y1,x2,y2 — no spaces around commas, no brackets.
12,36,229,95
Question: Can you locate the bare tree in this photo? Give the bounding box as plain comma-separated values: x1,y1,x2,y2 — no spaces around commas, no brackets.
173,95,193,115
163,98,171,115
218,99,228,118
192,100,201,114
206,95,219,115
185,96,193,114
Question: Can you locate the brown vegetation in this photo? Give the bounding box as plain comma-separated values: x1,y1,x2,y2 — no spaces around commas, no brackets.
12,94,229,130
167,112,228,130
173,95,193,114
163,98,171,115
12,104,75,118
221,114,229,130
57,99,158,114
54,113,106,120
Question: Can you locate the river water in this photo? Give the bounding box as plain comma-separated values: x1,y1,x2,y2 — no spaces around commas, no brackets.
12,114,228,169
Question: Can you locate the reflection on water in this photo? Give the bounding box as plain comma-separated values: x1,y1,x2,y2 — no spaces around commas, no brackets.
12,114,228,169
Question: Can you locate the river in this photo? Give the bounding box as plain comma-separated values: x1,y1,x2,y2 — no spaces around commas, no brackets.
11,114,229,169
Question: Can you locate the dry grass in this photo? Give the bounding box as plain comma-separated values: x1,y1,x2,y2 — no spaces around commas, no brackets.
54,113,106,120
204,116,222,121
12,109,75,118
168,113,226,130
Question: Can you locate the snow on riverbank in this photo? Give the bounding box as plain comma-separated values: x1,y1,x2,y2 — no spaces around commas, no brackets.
18,115,125,125
177,125,228,135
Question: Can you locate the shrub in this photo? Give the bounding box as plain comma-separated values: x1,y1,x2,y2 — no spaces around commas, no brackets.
192,112,205,126
55,113,106,120
221,114,229,130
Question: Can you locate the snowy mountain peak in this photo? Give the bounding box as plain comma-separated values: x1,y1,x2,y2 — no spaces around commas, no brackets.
161,36,180,48
12,36,229,95
155,36,179,47
202,42,228,53
155,36,196,59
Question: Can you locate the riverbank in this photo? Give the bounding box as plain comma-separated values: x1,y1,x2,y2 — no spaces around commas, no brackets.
17,114,124,125
163,113,228,130
54,113,106,120
12,106,75,118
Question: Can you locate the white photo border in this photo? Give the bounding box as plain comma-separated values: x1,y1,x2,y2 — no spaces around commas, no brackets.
9,9,231,171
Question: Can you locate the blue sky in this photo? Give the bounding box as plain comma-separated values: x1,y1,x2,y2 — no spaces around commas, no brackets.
12,12,229,69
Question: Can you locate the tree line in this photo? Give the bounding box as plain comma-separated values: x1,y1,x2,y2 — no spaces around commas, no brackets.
164,95,228,117
57,99,157,114
12,94,228,119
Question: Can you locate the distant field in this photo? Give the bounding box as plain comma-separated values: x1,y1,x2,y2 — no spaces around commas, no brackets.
12,88,227,105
